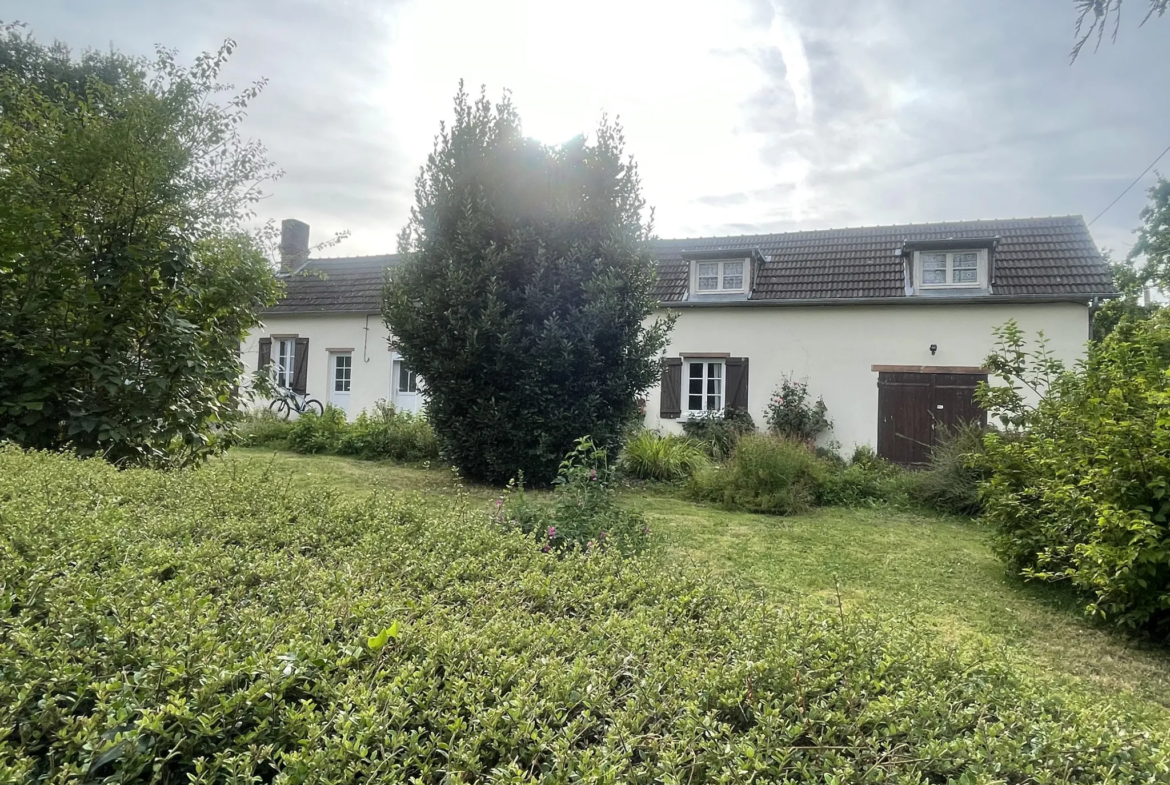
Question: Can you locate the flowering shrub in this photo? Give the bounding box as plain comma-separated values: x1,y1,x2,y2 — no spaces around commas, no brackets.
500,437,650,554
765,376,831,441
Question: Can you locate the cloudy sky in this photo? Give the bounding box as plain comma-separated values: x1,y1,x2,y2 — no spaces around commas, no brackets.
9,0,1169,257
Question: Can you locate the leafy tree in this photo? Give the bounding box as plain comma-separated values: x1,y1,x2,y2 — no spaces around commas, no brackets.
1092,177,1169,340
384,86,673,485
0,27,282,465
977,316,1170,629
1072,0,1167,60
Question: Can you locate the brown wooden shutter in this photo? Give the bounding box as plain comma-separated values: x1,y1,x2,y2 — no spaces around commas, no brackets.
659,358,683,419
725,357,749,411
292,337,309,394
257,337,272,371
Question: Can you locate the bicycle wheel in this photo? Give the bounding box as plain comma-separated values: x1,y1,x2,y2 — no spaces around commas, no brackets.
303,399,324,416
269,397,291,420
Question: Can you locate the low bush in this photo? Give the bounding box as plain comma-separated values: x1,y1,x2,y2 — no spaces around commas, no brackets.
286,405,348,454
680,407,756,459
2,446,1167,782
236,408,294,448
906,421,988,516
817,453,910,508
337,401,440,462
689,433,825,515
619,430,708,481
501,437,649,554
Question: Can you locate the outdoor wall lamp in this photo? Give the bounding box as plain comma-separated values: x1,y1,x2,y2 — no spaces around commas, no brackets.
929,344,938,355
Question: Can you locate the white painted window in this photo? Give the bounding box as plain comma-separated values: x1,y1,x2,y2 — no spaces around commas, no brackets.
333,353,352,393
687,360,724,413
397,363,418,394
694,260,746,293
918,250,984,289
274,339,296,387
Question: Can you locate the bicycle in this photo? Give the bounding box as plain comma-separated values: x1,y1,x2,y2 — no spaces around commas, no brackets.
269,385,324,419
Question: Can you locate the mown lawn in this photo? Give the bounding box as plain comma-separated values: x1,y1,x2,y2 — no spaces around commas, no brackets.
227,447,1170,720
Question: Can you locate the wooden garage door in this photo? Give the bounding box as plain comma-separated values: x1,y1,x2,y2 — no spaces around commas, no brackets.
877,371,987,466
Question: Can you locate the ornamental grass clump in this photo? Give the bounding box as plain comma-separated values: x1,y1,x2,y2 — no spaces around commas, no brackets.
1,445,1167,783
619,430,709,482
688,433,826,515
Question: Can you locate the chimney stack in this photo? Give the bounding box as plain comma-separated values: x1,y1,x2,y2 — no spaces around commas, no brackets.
280,219,310,273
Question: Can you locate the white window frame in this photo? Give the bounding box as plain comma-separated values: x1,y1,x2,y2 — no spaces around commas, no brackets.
397,362,418,394
915,249,985,290
332,352,352,393
274,338,296,388
685,359,725,416
692,258,748,294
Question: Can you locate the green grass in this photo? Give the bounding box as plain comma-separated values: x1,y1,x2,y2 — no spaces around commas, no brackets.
226,448,1170,719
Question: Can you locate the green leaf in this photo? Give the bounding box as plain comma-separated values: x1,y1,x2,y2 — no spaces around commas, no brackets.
366,620,400,651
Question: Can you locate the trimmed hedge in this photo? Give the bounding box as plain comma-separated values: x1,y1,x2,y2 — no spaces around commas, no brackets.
1,446,1167,782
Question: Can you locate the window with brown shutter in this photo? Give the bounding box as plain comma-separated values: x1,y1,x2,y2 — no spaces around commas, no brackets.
725,357,749,411
292,337,310,394
659,358,682,419
257,337,272,371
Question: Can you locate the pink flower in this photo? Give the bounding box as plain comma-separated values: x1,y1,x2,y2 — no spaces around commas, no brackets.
598,531,607,541
542,543,551,553
590,468,598,481
547,526,557,540
494,498,503,508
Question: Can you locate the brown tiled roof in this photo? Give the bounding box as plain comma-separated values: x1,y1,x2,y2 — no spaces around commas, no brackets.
265,255,401,314
265,216,1113,314
651,215,1113,303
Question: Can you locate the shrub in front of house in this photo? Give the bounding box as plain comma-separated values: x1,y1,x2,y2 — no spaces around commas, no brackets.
619,430,709,482
3,445,1167,783
286,405,348,454
680,407,756,459
337,402,440,463
816,447,911,508
689,433,825,515
765,376,831,441
501,437,650,554
236,409,295,448
905,421,988,516
977,316,1170,629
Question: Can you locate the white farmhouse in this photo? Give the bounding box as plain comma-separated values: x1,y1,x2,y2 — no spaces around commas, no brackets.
242,215,1113,464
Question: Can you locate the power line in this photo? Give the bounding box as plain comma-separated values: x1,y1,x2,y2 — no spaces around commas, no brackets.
1088,140,1170,227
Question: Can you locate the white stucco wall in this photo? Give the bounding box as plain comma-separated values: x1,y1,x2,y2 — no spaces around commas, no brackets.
643,301,1090,452
240,312,412,417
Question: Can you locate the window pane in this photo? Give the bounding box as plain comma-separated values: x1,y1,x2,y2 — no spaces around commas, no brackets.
923,269,946,284
953,268,978,283
708,363,722,380
688,394,703,411
398,363,414,393
722,275,743,290
689,363,704,378
689,378,703,395
698,262,719,277
922,253,946,269
953,252,978,268
722,261,743,276
697,276,718,291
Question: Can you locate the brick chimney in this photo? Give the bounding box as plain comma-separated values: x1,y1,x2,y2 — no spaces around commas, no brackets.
279,218,310,273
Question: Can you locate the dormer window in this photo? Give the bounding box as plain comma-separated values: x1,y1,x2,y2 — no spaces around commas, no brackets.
694,259,746,294
915,249,985,289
